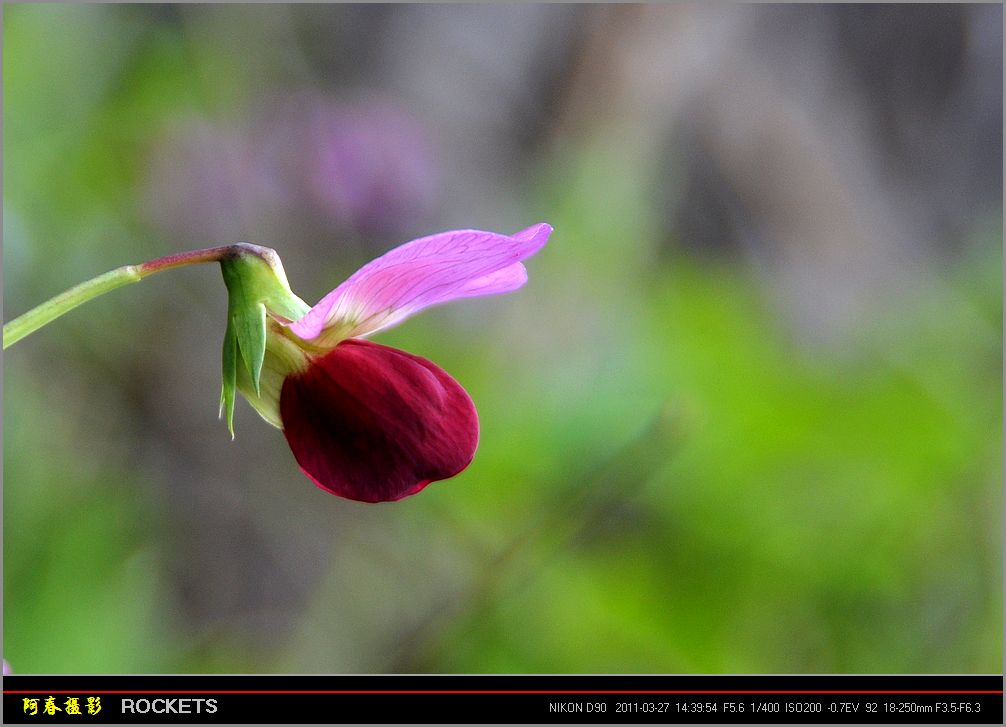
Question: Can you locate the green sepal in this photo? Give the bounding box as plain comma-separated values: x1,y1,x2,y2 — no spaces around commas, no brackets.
220,317,238,438
221,259,267,395
218,245,311,432
220,249,308,397
235,302,267,396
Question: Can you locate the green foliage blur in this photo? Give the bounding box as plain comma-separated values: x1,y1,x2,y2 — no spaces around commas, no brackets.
3,4,1001,674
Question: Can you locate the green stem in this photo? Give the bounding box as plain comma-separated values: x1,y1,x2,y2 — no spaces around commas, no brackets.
2,245,241,349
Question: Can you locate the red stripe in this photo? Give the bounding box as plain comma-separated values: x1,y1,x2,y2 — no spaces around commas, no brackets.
4,689,1002,695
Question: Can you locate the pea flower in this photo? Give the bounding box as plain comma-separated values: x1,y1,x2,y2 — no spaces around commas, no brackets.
219,223,552,502
4,223,551,503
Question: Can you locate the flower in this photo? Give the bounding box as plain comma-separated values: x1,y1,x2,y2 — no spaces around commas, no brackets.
302,95,440,236
141,95,440,248
221,223,552,503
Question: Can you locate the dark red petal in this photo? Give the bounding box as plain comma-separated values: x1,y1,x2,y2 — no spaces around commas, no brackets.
279,339,479,502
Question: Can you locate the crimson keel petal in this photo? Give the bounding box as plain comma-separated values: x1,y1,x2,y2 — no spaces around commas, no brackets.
280,339,479,502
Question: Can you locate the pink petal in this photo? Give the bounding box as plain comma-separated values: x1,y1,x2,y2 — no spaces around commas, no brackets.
280,339,479,503
288,223,552,340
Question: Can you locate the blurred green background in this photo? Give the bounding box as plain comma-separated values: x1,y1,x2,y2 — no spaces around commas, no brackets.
3,4,1001,674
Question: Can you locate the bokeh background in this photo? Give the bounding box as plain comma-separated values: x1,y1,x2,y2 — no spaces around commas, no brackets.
3,3,1001,674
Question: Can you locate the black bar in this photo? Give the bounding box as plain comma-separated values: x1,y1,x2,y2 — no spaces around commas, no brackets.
3,675,1002,724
